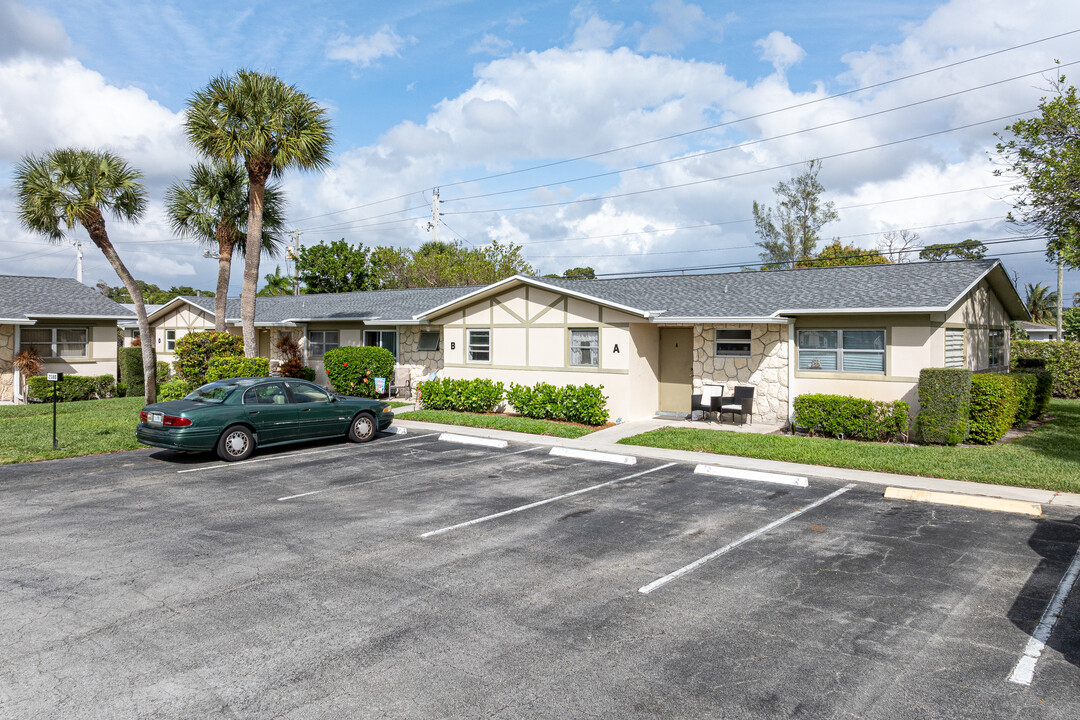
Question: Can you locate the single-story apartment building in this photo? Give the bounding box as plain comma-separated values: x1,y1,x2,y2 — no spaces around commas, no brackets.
1015,320,1059,342
0,275,134,404
143,259,1027,425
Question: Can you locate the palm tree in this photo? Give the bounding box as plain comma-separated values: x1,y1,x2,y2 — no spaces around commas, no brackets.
1024,282,1059,324
164,159,287,332
13,148,157,402
258,266,295,297
184,70,333,356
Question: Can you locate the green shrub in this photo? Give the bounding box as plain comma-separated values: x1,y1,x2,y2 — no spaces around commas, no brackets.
116,381,127,397
174,331,245,385
793,394,909,442
280,357,316,381
158,379,195,401
206,357,270,381
323,346,395,398
118,346,156,397
1009,372,1037,425
156,361,172,381
417,377,505,413
506,382,610,426
1029,368,1054,418
1011,340,1080,398
27,374,117,402
968,373,1020,444
915,368,972,445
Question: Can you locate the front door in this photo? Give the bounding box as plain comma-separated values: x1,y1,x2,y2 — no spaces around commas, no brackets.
658,327,693,413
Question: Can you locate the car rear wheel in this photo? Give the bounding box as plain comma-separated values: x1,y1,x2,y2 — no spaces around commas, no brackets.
348,412,377,443
217,425,254,461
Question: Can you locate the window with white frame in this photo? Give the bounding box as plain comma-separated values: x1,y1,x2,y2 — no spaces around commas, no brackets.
308,330,339,358
988,329,1005,367
570,328,599,367
165,329,176,352
467,329,490,362
715,329,751,357
20,328,88,358
364,330,398,358
417,331,440,351
945,328,965,368
798,329,885,373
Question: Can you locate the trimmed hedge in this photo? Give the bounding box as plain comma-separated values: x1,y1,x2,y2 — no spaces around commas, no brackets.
915,368,972,445
27,374,117,403
174,331,245,386
968,373,1020,444
506,382,610,426
118,346,156,397
206,357,270,381
1011,340,1080,398
1010,372,1037,425
158,379,194,401
157,361,172,381
793,394,909,442
1030,368,1054,418
417,378,505,414
323,346,395,398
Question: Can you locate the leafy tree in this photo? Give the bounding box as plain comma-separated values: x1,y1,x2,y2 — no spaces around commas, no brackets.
296,238,372,293
368,240,534,288
95,280,215,304
995,67,1080,266
752,159,838,268
795,240,891,268
562,266,596,279
259,266,295,296
13,148,157,402
918,238,988,261
185,69,333,356
1062,306,1080,340
165,159,286,331
1024,282,1059,324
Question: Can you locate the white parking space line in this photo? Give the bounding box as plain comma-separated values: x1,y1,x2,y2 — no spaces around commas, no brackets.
1008,545,1080,686
276,445,544,501
694,463,808,488
549,447,637,465
439,433,508,449
176,433,438,474
638,483,857,595
421,462,677,538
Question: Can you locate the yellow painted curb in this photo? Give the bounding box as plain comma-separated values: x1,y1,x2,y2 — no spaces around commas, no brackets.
884,487,1042,516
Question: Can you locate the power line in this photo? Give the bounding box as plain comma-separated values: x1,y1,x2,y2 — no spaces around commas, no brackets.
286,28,1080,226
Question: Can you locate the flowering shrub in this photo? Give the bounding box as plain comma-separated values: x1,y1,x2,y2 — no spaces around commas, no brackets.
323,346,395,398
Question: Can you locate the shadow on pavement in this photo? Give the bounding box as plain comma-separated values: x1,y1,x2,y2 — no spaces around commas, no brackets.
1007,514,1080,670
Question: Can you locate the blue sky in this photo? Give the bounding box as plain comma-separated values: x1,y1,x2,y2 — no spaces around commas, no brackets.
1,0,1078,305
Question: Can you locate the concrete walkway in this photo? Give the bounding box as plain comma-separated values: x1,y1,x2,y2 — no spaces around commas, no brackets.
392,415,1080,510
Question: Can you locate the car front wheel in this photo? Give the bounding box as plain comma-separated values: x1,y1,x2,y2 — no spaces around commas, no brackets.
217,425,254,461
348,412,377,443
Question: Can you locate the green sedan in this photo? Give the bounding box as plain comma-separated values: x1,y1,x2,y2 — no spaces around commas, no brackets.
137,377,395,461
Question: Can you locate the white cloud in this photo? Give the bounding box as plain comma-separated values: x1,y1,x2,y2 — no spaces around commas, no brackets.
135,255,195,277
0,0,70,60
638,0,726,53
326,25,413,68
469,33,513,56
569,4,622,51
755,31,806,73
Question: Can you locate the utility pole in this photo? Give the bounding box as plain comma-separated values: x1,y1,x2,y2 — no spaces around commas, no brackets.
426,188,440,244
74,240,83,283
1057,258,1065,341
292,229,302,296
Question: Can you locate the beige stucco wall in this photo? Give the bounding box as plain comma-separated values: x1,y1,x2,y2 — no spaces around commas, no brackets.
0,324,14,403
151,303,216,364
941,279,1011,371
692,323,789,425
28,320,120,378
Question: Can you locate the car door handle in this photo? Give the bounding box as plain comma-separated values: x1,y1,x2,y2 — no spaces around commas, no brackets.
247,410,259,415
300,408,311,412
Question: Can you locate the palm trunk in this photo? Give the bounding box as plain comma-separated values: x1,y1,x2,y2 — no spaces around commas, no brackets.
214,224,236,334
241,166,269,358
83,209,156,404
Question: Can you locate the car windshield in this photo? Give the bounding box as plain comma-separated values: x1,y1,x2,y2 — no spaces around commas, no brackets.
184,381,239,404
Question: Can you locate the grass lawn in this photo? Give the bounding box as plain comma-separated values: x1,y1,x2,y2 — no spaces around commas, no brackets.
0,397,145,464
618,399,1080,494
397,409,599,439
387,401,413,409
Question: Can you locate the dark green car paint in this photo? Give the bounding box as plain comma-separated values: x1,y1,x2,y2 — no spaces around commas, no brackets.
137,377,393,456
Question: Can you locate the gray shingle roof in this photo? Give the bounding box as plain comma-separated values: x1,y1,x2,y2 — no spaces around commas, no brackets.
529,260,1006,318
173,286,480,324
0,275,134,321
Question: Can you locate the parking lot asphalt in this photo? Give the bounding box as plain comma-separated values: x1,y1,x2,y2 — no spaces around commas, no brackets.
1,433,1078,719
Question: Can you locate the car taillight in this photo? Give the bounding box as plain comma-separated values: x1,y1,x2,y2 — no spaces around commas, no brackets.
162,415,192,427
140,411,148,422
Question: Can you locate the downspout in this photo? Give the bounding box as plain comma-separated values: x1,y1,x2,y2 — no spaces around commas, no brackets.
13,324,21,404
786,318,795,431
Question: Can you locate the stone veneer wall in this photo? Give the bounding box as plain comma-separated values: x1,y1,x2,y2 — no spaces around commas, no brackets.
0,324,15,403
692,323,789,425
396,327,444,396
